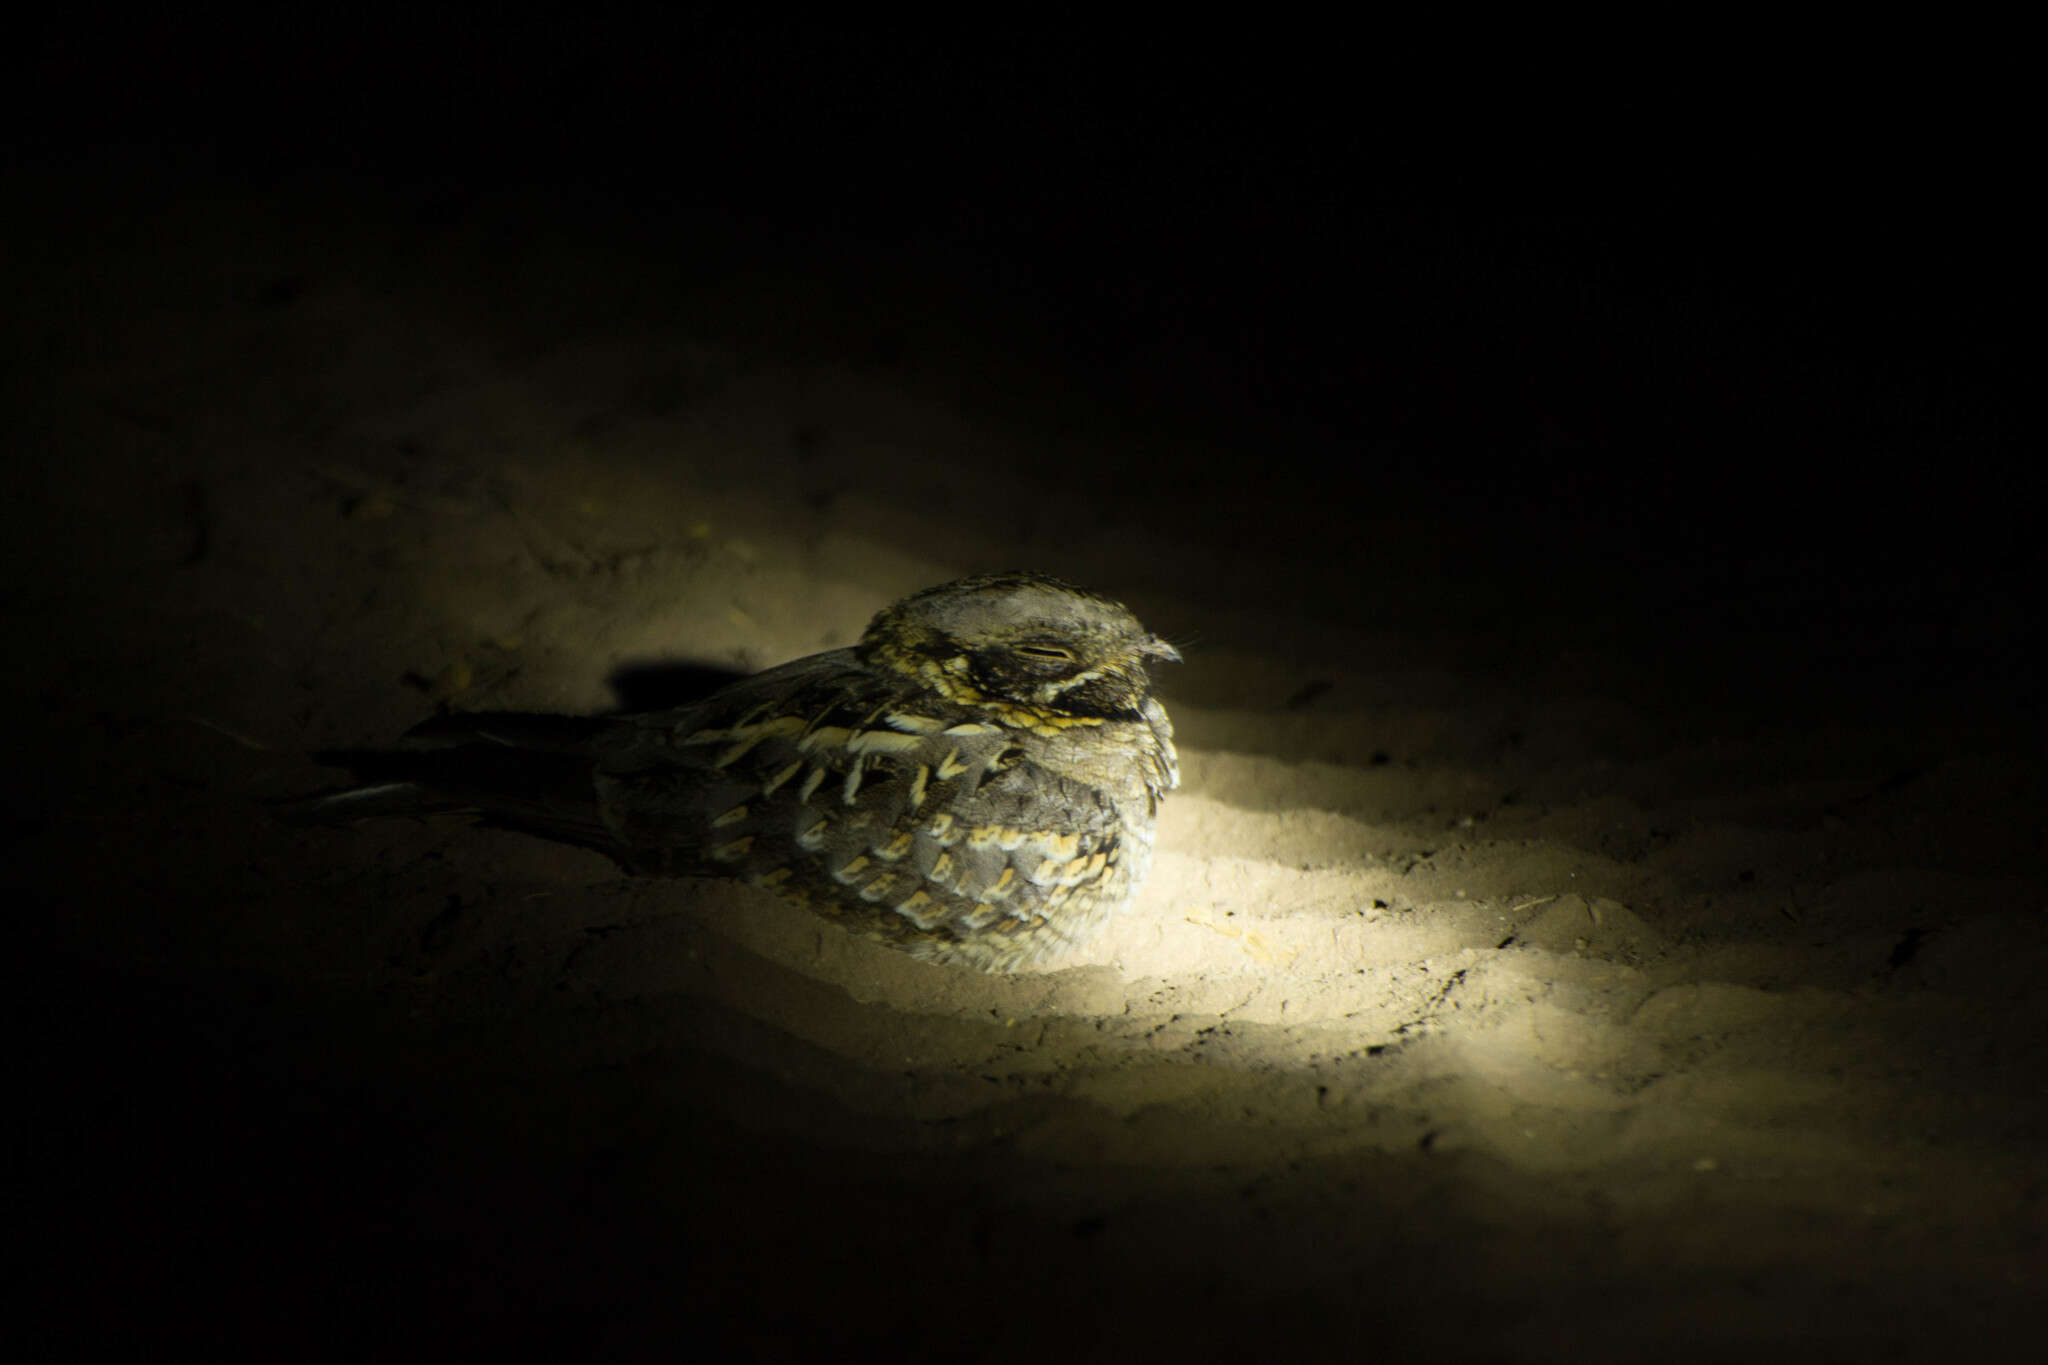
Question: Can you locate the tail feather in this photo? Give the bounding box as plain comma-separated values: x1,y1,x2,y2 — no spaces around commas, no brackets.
271,780,467,824
274,713,619,852
396,712,609,755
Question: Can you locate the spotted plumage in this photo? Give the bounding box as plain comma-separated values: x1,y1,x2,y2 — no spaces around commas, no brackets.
286,573,1180,971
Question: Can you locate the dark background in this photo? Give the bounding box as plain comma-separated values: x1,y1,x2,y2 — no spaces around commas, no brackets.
21,19,2026,463
9,18,2038,1362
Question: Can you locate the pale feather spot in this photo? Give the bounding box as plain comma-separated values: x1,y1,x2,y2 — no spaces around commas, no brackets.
797,725,853,755
709,836,754,863
845,728,924,754
894,890,944,930
711,803,750,828
1033,831,1080,861
761,759,804,797
712,737,759,768
797,765,828,804
704,714,804,767
935,747,970,780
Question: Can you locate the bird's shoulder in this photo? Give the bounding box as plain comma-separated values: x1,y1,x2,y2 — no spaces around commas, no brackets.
596,647,1010,776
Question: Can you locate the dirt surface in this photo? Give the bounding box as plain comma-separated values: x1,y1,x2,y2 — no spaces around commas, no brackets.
9,126,2043,1362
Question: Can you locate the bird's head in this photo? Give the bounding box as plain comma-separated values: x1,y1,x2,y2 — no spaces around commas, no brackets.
859,572,1179,723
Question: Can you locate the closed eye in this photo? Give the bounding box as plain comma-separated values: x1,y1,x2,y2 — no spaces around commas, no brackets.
1015,644,1075,661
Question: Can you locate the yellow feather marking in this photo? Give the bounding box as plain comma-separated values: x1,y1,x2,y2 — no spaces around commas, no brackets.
698,714,804,766
859,872,895,903
943,721,996,735
752,867,793,888
797,765,828,804
894,890,943,929
795,813,828,851
845,728,924,753
711,803,750,828
980,866,1018,902
761,760,803,797
709,836,754,863
797,725,852,754
883,712,947,734
967,824,1002,848
841,756,867,806
907,764,930,810
712,737,760,769
929,851,954,882
935,747,970,780
924,811,954,843
873,830,915,862
799,701,847,738
975,702,1106,733
835,855,871,883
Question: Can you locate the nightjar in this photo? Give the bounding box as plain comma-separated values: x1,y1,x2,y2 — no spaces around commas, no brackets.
289,572,1180,971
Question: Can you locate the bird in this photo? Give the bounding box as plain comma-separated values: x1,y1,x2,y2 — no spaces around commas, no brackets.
283,572,1181,971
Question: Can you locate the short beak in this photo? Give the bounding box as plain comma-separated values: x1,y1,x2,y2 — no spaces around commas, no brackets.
1142,636,1182,664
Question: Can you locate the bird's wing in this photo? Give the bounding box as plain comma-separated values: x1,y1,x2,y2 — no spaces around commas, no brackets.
588,648,902,867
591,648,1135,964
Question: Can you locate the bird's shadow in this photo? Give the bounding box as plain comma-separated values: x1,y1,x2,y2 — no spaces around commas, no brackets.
603,660,749,713
292,660,749,802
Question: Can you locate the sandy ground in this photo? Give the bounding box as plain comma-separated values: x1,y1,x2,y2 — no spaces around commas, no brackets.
9,159,2044,1362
